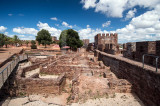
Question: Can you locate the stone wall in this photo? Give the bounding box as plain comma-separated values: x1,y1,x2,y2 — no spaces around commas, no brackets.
156,41,160,56
95,50,160,106
86,43,94,51
94,33,119,55
123,42,136,59
135,41,156,61
123,41,160,68
82,39,89,46
16,64,66,95
40,65,101,80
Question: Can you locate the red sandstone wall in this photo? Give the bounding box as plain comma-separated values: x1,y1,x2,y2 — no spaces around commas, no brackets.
95,50,160,106
16,73,66,95
16,64,66,95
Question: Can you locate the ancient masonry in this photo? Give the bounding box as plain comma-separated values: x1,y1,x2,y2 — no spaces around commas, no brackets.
94,33,119,55
86,43,94,51
14,51,132,104
95,49,160,106
123,40,160,67
82,39,89,46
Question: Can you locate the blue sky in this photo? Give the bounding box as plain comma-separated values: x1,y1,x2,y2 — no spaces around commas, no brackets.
0,0,160,43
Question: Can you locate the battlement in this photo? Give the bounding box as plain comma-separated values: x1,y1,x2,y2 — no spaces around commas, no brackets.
94,33,119,55
95,33,118,39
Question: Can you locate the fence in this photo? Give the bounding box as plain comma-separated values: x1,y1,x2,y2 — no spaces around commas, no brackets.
0,54,28,88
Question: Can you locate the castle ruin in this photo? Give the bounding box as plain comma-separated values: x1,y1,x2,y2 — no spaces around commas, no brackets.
94,33,119,54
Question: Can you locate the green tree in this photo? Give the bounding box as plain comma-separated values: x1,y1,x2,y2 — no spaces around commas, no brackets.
4,36,12,48
59,29,83,50
31,40,37,49
9,38,14,46
18,40,23,46
59,30,68,47
36,29,52,48
0,33,5,47
13,35,20,47
25,41,29,47
31,40,36,45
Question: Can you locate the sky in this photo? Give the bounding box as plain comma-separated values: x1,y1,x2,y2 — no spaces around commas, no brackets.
0,0,160,43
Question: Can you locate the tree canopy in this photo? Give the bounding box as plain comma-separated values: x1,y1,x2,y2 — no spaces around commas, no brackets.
0,33,5,47
25,41,29,47
13,35,20,46
4,35,12,48
59,29,83,50
36,29,52,48
0,34,22,48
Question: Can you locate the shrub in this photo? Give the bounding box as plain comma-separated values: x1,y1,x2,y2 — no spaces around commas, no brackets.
31,44,37,49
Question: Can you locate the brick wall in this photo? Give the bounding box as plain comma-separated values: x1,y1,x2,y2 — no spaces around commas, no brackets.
123,42,136,59
135,41,156,67
16,64,66,95
95,50,160,106
156,41,160,56
94,33,119,55
40,65,101,80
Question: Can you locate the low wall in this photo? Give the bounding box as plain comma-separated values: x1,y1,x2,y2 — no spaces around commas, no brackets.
16,64,66,95
40,65,102,79
95,50,160,106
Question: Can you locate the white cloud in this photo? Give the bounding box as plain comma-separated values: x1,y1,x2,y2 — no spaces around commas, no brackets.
13,27,38,35
0,26,7,32
37,21,61,37
115,4,160,43
81,0,97,9
20,35,35,40
8,14,13,16
125,8,137,20
62,21,73,28
50,17,58,21
78,27,109,42
130,10,159,28
102,21,111,27
87,25,90,28
81,0,160,18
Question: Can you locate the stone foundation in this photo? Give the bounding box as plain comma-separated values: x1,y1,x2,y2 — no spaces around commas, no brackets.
95,50,160,106
15,56,66,96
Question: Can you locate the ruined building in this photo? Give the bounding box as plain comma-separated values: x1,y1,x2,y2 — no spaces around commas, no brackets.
82,39,89,48
94,33,119,55
123,42,136,59
123,40,160,67
86,43,94,51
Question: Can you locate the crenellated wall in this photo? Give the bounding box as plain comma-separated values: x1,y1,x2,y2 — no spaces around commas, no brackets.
94,33,119,55
95,50,160,106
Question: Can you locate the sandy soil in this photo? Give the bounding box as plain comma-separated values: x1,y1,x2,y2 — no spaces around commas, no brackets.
24,68,59,79
25,68,40,78
71,93,144,106
4,93,143,106
39,74,59,79
19,61,32,69
0,47,23,63
35,56,47,59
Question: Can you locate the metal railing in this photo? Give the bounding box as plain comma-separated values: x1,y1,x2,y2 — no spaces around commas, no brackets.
0,54,28,88
142,54,159,72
